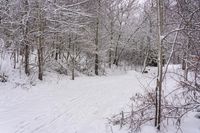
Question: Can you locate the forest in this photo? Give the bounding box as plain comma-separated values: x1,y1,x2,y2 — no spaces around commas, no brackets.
0,0,199,133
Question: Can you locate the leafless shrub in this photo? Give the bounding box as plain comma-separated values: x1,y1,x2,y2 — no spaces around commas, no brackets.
108,83,200,132
0,73,8,83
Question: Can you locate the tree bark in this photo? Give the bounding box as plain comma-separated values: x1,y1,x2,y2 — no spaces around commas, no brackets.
155,0,164,130
38,39,43,80
109,21,114,68
95,0,100,75
24,44,30,75
95,18,99,75
38,4,44,80
113,34,121,66
24,0,30,76
72,37,75,80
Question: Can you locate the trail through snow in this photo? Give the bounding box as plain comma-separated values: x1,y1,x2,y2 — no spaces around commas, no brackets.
0,67,199,133
0,70,149,133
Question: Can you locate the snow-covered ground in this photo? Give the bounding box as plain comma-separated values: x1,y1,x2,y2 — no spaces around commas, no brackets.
0,65,199,133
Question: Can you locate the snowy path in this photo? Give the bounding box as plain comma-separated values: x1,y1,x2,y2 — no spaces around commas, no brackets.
0,71,149,133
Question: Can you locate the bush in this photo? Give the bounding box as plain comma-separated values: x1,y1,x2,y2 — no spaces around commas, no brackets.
0,73,8,83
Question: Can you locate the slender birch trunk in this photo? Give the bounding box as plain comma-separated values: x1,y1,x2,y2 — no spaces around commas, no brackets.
155,0,164,130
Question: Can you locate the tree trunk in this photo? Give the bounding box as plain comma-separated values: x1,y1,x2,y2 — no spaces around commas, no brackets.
109,21,114,68
38,5,44,80
142,50,149,73
182,52,186,70
155,0,164,130
55,33,59,60
95,0,100,75
72,38,75,80
155,82,158,127
113,34,121,66
184,39,190,81
13,50,16,69
38,26,44,80
95,20,99,75
24,0,30,76
24,39,29,75
109,49,112,68
38,40,43,80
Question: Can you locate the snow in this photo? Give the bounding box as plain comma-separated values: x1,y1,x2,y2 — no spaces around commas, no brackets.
0,65,199,133
0,68,143,133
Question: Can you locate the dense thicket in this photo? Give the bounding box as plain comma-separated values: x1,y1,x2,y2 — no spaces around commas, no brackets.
0,0,145,80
